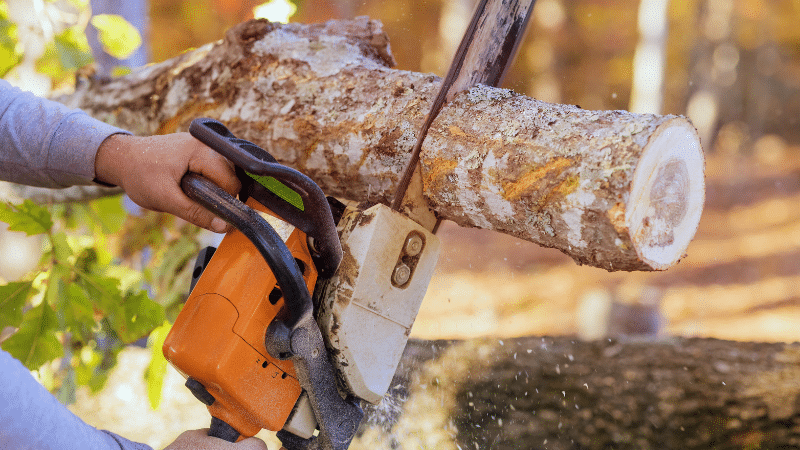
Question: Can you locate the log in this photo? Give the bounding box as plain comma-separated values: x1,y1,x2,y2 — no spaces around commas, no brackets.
58,17,705,271
353,336,800,450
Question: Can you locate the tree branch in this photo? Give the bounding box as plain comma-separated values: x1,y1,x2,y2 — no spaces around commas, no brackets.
58,17,705,271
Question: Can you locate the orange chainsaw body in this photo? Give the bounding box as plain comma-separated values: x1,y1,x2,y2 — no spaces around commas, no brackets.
163,198,316,438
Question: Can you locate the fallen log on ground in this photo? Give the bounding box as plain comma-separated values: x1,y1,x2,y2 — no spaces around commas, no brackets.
353,336,800,450
58,17,705,271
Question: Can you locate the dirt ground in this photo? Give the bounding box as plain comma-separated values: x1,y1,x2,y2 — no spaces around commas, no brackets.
69,148,800,448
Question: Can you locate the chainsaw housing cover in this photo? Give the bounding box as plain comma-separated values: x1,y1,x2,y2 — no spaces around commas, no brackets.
315,203,441,404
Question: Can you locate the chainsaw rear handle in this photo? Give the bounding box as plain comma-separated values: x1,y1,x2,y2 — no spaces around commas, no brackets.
188,117,341,277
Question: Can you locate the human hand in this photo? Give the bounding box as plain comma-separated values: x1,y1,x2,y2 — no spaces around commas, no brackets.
162,429,269,450
94,133,241,233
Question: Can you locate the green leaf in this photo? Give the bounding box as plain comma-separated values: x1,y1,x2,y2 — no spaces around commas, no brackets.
90,14,141,60
144,322,171,410
50,231,73,263
53,27,93,71
62,283,95,330
110,290,165,343
74,344,112,393
0,8,20,77
89,195,126,234
0,200,53,235
77,273,122,313
0,44,20,78
2,302,63,370
0,281,33,329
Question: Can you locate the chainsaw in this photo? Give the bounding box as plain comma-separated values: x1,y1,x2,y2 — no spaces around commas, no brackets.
162,1,536,449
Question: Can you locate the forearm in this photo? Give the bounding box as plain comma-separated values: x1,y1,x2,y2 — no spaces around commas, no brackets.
0,79,130,189
0,350,153,450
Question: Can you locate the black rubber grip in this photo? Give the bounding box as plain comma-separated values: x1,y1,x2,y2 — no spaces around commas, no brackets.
209,416,240,442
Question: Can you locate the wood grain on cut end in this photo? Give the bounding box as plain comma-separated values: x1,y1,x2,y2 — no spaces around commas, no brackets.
627,119,705,269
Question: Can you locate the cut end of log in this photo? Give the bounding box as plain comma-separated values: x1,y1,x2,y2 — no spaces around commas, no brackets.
627,119,705,270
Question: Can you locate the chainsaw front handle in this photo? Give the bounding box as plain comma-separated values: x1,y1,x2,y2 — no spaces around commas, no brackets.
181,173,312,329
188,118,342,278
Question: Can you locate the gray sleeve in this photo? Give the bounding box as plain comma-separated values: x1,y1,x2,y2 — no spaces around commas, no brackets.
0,349,154,450
0,79,131,188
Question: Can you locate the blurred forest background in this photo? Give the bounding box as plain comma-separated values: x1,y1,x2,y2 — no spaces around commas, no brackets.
2,0,800,447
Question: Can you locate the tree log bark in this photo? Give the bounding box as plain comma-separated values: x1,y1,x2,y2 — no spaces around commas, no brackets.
353,336,800,450
58,17,705,271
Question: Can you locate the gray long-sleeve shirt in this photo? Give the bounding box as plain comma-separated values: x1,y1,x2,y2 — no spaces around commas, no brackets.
0,78,128,188
0,80,152,450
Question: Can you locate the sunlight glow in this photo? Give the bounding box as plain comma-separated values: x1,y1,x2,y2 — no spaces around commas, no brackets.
253,0,297,24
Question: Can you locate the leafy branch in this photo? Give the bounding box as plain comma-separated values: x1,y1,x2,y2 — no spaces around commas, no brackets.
0,198,194,409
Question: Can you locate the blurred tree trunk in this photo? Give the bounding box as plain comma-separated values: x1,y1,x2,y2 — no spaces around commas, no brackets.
684,0,736,149
354,336,800,450
629,0,668,114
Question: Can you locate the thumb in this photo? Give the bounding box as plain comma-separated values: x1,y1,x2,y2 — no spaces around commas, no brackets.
237,436,270,449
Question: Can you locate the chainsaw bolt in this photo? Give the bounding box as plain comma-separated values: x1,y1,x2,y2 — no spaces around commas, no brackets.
404,233,424,256
392,263,412,286
307,236,319,255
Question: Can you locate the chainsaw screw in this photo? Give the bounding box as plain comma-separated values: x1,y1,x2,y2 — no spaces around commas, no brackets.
307,236,319,255
404,233,424,256
392,263,411,286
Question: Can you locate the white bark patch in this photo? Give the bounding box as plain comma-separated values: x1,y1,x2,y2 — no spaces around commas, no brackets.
346,133,369,166
454,163,491,229
562,207,585,249
272,117,298,141
464,84,515,103
162,78,191,119
562,180,597,249
252,30,381,77
170,42,213,76
306,143,334,172
220,89,264,123
481,150,514,220
279,99,296,115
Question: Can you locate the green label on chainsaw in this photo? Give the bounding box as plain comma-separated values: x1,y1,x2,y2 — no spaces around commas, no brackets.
246,172,304,211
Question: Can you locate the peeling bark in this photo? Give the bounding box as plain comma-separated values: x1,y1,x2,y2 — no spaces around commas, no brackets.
354,337,800,450
58,17,704,272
